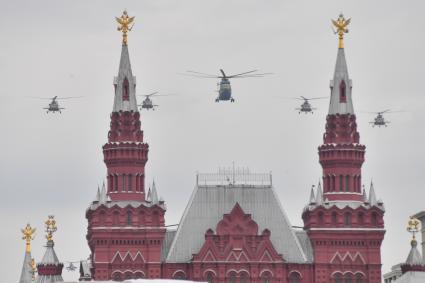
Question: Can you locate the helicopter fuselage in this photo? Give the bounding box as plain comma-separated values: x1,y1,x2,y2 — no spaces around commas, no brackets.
371,114,388,127
216,78,234,102
297,101,315,114
44,100,64,113
140,97,157,110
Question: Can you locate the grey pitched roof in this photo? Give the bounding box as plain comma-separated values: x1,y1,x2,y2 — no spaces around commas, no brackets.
166,184,308,263
394,272,425,283
161,229,177,261
19,251,33,283
113,44,138,112
295,230,314,262
328,48,354,115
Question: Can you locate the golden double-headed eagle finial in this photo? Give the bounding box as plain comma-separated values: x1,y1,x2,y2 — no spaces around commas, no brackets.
332,13,351,49
45,215,57,241
407,216,421,241
116,10,135,45
21,223,36,253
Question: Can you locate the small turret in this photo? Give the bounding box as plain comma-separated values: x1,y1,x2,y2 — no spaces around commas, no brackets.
36,216,63,283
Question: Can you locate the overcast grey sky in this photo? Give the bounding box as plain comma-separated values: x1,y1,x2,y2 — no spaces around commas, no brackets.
1,0,425,282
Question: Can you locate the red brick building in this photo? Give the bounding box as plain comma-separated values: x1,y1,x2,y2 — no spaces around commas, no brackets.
85,17,385,283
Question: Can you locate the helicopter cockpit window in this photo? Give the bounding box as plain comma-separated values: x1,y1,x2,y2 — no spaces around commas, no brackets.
339,80,347,103
123,78,130,101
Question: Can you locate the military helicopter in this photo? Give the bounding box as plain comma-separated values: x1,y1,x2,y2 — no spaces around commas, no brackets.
293,96,327,114
186,69,270,102
65,261,79,272
138,92,173,110
31,96,83,113
366,109,404,127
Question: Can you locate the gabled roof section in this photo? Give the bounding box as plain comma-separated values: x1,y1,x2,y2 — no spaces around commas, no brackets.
166,184,308,263
329,48,354,115
113,44,138,112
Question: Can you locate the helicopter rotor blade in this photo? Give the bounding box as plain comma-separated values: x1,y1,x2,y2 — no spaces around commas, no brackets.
143,92,159,97
226,70,258,78
186,70,220,78
56,96,84,100
220,69,226,77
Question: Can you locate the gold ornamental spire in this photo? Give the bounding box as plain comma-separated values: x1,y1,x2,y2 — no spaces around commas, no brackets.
45,215,57,241
21,223,36,253
407,216,421,242
30,258,37,281
332,13,351,49
116,10,135,45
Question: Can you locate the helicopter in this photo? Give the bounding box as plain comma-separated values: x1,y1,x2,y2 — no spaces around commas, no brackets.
365,109,403,127
138,92,173,110
30,96,83,113
186,69,270,102
65,261,79,272
293,96,328,114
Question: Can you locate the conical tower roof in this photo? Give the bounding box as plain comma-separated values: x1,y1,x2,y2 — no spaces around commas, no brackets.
405,239,424,266
19,250,33,283
112,43,138,112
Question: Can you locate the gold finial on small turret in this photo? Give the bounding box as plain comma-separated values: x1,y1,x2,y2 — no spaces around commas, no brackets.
332,13,351,49
45,215,57,241
116,10,135,46
21,223,36,253
407,216,421,242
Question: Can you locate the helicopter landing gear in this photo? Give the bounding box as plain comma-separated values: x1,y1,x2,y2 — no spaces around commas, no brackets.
230,98,235,102
215,98,219,102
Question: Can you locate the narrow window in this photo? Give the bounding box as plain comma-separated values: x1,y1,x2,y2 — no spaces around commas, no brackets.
339,80,347,102
335,274,342,283
128,174,132,192
228,273,236,283
332,212,338,226
339,175,343,191
346,175,350,192
206,272,214,283
113,211,119,225
344,273,353,283
332,175,336,191
240,273,248,283
318,212,324,225
344,213,352,227
135,174,139,192
372,212,378,226
114,175,118,191
122,78,130,101
358,213,364,225
355,274,364,283
127,211,132,225
122,174,126,192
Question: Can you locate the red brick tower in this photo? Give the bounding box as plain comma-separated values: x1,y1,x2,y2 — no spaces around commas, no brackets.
302,14,385,283
86,11,166,281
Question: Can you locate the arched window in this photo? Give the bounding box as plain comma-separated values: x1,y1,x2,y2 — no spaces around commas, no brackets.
358,212,364,225
260,272,272,283
334,273,342,283
122,77,130,101
344,213,352,227
173,271,186,280
372,212,378,226
344,273,353,283
139,211,145,226
114,174,118,191
318,212,324,225
206,272,214,283
339,80,347,102
113,211,119,225
240,273,248,283
332,212,338,226
113,273,122,281
135,174,139,192
339,175,343,191
355,274,364,283
127,211,133,225
228,272,237,283
332,175,336,191
134,272,144,279
124,272,132,280
289,272,301,283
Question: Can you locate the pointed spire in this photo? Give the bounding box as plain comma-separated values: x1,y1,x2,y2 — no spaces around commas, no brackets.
362,185,368,202
328,47,354,115
369,181,377,206
151,180,159,204
146,187,152,202
112,42,138,112
316,182,323,205
95,186,100,202
20,224,36,283
99,182,107,204
309,185,316,204
406,217,424,266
